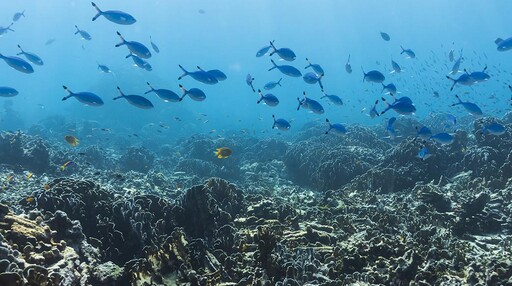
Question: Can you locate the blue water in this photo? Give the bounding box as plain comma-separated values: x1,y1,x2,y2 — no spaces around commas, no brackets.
1,0,511,144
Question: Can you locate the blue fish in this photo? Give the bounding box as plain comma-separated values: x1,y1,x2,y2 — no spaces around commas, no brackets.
495,37,512,52
150,36,160,53
16,45,43,66
450,49,463,75
179,84,206,102
400,46,416,58
272,115,291,131
362,68,385,83
391,60,401,73
417,147,432,161
303,72,324,91
256,45,271,57
466,66,490,83
386,117,398,139
445,114,457,128
0,87,19,97
0,53,34,74
74,25,91,40
97,64,111,73
197,66,227,81
268,59,302,77
415,126,432,141
257,89,279,107
269,41,296,61
113,87,153,109
305,58,324,76
264,78,282,90
145,82,180,102
430,133,455,145
482,122,506,136
449,49,454,62
382,83,397,95
0,23,14,35
115,32,151,59
126,53,152,71
451,94,482,117
62,85,104,106
13,11,25,22
320,92,343,106
91,2,136,25
178,65,218,85
325,119,347,135
446,73,474,91
381,97,416,115
297,92,324,114
380,32,391,41
246,74,255,93
345,55,352,74
369,100,380,118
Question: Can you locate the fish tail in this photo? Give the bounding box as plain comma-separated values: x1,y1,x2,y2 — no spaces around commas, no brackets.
277,78,282,86
272,115,276,129
178,65,188,79
91,2,103,21
296,97,302,111
114,86,125,100
268,59,277,71
361,67,366,82
178,84,187,101
144,82,154,94
115,31,126,47
400,45,405,53
7,23,14,31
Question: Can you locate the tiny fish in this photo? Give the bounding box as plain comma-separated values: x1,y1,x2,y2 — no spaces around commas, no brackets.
113,86,154,109
97,64,111,73
417,147,432,160
178,84,206,102
17,45,44,65
430,133,455,145
495,36,512,52
13,11,25,22
362,68,385,83
214,147,232,159
268,59,302,77
177,65,217,84
304,58,324,76
115,31,151,59
451,94,482,117
264,78,282,90
345,55,352,74
91,2,136,25
0,53,34,73
400,46,416,58
482,122,506,136
269,40,296,61
0,86,19,97
272,115,291,131
257,89,279,106
145,82,180,102
64,135,79,147
416,126,432,141
297,92,324,114
380,32,391,41
246,74,255,93
26,172,33,180
256,44,271,57
62,85,104,106
149,36,160,53
74,25,92,40
60,160,74,171
320,92,343,106
325,118,347,135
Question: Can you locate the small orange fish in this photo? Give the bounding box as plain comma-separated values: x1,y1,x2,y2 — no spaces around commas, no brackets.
26,197,34,203
64,135,79,147
43,184,51,190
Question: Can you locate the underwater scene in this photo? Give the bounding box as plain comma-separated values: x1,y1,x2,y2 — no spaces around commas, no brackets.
1,0,512,285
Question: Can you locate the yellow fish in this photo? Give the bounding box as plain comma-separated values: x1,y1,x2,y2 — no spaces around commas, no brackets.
26,197,35,203
26,172,33,180
214,147,232,159
60,161,74,171
64,135,79,147
6,175,14,183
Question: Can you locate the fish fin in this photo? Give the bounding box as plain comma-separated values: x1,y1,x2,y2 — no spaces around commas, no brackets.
91,2,103,21
115,31,125,47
